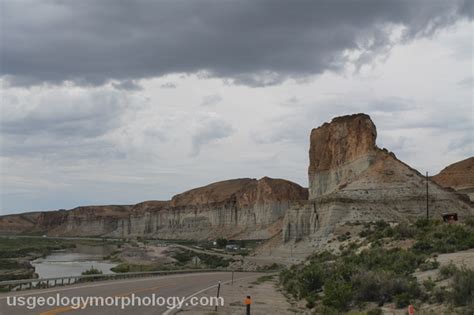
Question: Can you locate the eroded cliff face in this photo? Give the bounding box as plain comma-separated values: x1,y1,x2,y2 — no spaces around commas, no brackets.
308,113,378,198
432,157,474,201
284,114,474,245
116,177,308,240
0,177,308,240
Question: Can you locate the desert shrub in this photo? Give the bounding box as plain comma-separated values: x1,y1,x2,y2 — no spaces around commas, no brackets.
366,308,383,315
81,267,103,282
432,287,448,303
438,262,458,280
172,249,231,268
279,266,301,298
422,278,436,292
414,222,474,254
315,305,342,315
81,267,103,275
419,259,439,271
464,217,474,228
299,263,327,298
345,247,425,275
392,224,417,239
451,266,474,306
278,219,474,310
305,295,316,309
111,263,130,273
322,279,353,311
337,234,350,242
394,292,412,308
351,270,420,305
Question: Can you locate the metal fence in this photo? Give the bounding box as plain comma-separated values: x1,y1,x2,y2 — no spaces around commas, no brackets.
0,268,233,292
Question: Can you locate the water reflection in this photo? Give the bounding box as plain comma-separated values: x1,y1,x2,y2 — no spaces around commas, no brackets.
32,245,118,279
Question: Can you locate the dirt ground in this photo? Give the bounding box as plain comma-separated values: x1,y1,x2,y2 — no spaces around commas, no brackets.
415,248,474,282
177,273,304,314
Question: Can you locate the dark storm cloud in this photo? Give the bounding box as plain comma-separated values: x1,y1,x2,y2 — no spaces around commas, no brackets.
2,0,472,87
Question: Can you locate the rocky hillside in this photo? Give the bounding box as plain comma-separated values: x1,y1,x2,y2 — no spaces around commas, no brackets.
0,177,308,240
432,157,474,202
282,114,473,247
1,113,471,248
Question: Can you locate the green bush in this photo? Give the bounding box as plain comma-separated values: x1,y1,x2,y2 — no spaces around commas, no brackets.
322,279,353,311
81,267,103,282
366,308,383,315
305,295,316,309
81,267,103,275
432,287,447,303
279,219,474,311
438,262,458,280
451,266,474,306
423,278,436,292
351,270,420,305
300,264,326,297
394,292,411,308
419,259,439,271
111,263,130,273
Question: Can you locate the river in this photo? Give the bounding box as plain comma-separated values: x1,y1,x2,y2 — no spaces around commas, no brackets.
31,244,118,279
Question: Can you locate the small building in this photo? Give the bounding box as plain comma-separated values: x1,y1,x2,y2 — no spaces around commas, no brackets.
442,212,458,223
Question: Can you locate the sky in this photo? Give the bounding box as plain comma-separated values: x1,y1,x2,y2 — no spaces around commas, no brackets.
0,0,473,214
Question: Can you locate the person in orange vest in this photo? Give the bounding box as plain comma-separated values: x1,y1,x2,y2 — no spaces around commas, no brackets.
244,295,252,315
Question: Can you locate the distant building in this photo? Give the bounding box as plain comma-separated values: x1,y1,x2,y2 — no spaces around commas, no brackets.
225,244,240,251
442,212,458,223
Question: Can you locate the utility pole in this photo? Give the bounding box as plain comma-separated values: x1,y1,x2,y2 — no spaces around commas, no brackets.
426,171,429,220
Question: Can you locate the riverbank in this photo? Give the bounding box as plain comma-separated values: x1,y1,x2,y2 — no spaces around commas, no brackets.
0,236,120,281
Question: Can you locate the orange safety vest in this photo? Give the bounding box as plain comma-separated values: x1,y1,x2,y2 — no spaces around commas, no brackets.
244,298,252,305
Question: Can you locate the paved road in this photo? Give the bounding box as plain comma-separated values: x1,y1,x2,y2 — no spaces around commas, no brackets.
0,272,263,315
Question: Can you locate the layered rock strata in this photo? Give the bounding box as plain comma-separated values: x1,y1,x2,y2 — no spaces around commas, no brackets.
432,157,474,202
0,177,308,240
283,114,474,244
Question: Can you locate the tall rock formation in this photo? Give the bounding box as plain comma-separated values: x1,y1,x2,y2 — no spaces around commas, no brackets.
308,113,377,198
283,114,474,244
432,157,474,202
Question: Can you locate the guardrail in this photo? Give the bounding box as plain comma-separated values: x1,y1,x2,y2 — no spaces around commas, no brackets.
0,269,234,292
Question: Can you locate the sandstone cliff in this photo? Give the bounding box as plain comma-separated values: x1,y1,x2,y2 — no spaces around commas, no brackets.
308,113,378,198
283,114,474,245
0,177,308,240
432,157,474,201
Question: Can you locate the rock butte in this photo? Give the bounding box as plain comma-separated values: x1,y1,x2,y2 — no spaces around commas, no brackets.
0,113,472,251
432,157,474,202
283,113,473,246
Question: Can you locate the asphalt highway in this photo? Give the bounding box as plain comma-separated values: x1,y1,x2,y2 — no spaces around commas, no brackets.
0,272,263,315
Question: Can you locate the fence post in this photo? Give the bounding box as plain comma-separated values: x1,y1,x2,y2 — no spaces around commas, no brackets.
214,281,221,312
245,296,252,315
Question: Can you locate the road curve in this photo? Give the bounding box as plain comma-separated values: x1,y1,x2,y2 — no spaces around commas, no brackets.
0,272,263,315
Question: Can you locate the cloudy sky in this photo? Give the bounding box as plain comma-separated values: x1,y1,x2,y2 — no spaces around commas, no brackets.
1,0,472,214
